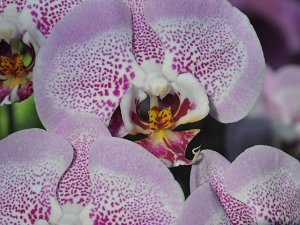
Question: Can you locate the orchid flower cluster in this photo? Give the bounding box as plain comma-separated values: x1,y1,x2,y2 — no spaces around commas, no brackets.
1,0,300,224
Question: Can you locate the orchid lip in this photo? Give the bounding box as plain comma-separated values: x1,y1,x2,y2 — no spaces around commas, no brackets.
116,70,209,167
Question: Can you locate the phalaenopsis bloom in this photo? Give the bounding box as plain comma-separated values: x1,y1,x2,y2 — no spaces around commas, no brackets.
32,0,265,166
178,146,300,225
0,0,84,105
0,113,184,224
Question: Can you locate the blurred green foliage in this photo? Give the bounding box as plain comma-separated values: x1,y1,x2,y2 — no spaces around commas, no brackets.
0,96,44,140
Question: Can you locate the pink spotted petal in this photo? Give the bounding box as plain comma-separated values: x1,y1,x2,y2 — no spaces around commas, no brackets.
80,137,184,224
0,129,73,224
137,129,200,167
191,150,257,224
123,0,165,68
0,0,26,13
177,183,231,225
53,113,111,207
34,0,145,131
224,146,300,224
263,66,300,139
23,0,84,37
144,0,265,123
190,150,230,193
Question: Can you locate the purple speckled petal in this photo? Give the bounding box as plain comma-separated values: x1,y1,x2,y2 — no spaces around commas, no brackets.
0,0,26,13
23,0,84,37
144,0,265,123
177,183,231,225
230,0,300,55
264,66,300,132
190,150,230,193
225,145,300,224
80,137,184,224
34,0,144,131
190,150,257,224
123,0,165,68
0,129,73,224
53,113,111,208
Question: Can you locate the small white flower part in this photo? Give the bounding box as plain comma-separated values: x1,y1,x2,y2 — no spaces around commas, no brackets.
0,5,22,42
56,204,84,225
34,220,50,225
0,21,18,40
146,75,171,99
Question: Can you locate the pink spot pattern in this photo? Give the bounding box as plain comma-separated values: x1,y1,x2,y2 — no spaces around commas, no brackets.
124,0,165,65
150,18,246,104
209,166,257,225
0,160,63,224
25,0,84,37
87,169,177,224
0,0,26,13
47,30,137,125
57,128,98,207
238,171,300,224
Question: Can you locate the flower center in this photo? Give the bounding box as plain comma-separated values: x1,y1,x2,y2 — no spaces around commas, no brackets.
0,5,40,105
0,52,31,87
148,106,174,130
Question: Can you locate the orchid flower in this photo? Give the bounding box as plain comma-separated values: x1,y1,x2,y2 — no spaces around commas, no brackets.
33,0,265,167
176,146,300,225
229,0,300,68
0,0,83,105
0,113,184,224
226,65,300,161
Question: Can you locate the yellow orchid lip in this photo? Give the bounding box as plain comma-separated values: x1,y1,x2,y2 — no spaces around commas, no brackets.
0,54,31,89
148,106,175,130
